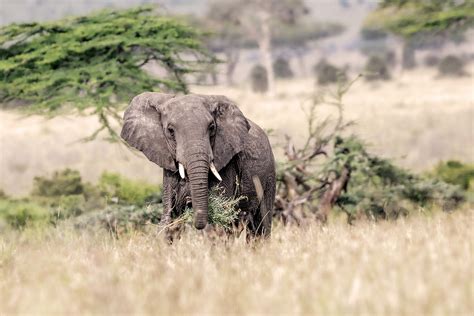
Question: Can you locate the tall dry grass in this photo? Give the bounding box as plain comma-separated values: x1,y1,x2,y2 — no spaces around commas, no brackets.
0,209,472,315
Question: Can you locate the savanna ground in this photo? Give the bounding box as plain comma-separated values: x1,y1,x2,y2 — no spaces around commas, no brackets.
0,68,473,315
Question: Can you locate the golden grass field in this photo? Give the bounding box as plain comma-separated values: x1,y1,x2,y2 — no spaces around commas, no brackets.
0,68,473,196
0,209,472,315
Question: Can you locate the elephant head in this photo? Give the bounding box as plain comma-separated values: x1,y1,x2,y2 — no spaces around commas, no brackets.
121,93,250,229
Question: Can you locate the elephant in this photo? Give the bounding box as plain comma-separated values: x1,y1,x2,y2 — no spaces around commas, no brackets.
120,92,276,240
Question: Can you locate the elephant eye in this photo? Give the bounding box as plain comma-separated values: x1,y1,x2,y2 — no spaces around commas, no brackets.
167,126,175,138
209,122,216,135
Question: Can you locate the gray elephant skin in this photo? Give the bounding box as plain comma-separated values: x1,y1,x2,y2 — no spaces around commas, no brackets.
121,93,276,239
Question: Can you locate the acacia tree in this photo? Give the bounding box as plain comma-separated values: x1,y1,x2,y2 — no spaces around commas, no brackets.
365,0,474,70
0,6,215,139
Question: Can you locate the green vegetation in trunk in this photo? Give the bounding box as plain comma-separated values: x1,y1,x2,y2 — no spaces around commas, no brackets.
0,6,215,139
182,187,245,229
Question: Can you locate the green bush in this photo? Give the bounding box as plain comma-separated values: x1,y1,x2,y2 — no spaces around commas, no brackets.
313,59,347,85
250,65,268,93
1,169,166,231
324,136,464,221
438,55,466,77
0,199,50,229
431,160,474,191
54,195,87,219
273,58,294,79
32,169,84,197
74,187,243,234
364,56,390,81
98,172,161,207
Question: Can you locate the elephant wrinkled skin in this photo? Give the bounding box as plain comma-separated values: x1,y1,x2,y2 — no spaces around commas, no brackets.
121,93,275,239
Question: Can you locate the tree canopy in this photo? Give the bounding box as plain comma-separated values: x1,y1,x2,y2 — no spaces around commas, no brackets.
0,6,214,138
365,0,474,38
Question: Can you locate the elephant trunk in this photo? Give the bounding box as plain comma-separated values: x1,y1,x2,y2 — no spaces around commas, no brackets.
186,153,209,230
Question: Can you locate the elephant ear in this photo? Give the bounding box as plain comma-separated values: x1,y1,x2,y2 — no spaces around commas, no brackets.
207,95,250,171
121,92,177,171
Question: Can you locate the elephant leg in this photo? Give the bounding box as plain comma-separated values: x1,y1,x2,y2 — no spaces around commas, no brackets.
247,175,274,240
260,175,275,238
160,170,178,243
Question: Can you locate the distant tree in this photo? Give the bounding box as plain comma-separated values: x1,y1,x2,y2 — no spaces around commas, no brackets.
250,64,268,93
0,6,215,139
204,0,309,95
365,0,474,70
273,57,294,78
364,56,391,81
438,55,466,77
271,21,344,75
313,59,347,85
202,1,244,86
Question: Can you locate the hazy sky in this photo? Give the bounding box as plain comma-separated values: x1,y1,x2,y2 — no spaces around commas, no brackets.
0,0,208,25
0,0,375,26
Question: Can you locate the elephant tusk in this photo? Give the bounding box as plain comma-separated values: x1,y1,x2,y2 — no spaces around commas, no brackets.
210,162,222,181
179,163,185,179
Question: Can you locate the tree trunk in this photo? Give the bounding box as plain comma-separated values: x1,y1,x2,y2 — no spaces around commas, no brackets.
256,3,275,96
225,49,240,86
402,39,416,70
